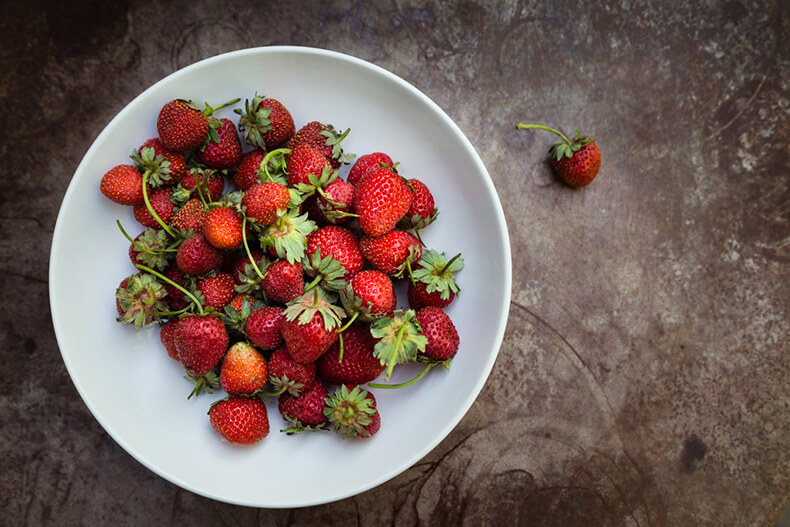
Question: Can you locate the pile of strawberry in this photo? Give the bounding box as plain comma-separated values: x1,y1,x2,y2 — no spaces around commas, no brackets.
101,94,464,445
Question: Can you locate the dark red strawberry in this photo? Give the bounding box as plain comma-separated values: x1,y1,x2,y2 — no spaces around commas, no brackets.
133,187,174,229
245,306,285,350
209,396,269,445
400,178,437,232
268,346,316,396
324,385,380,439
408,249,464,309
340,270,397,323
198,118,242,170
347,152,394,187
176,233,224,275
232,249,265,285
233,149,267,190
180,167,225,202
261,259,304,304
195,273,235,312
242,181,291,226
314,178,355,224
278,379,329,433
235,95,295,150
517,123,601,187
135,138,187,186
159,319,180,361
281,289,344,364
100,165,145,205
174,314,229,377
203,205,243,250
171,198,206,233
219,341,268,396
354,166,413,236
359,230,422,277
415,306,459,362
157,99,210,152
286,145,332,189
288,121,351,169
317,325,385,385
306,225,364,279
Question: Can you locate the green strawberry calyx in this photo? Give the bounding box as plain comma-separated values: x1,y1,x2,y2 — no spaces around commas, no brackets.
323,385,377,439
259,208,317,265
115,272,169,330
130,146,172,188
234,93,274,150
411,249,464,300
303,248,347,293
370,309,428,381
283,287,345,331
516,123,594,161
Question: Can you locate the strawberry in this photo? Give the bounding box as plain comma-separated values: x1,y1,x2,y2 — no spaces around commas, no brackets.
260,208,317,265
281,288,344,364
203,205,243,250
219,341,268,395
128,228,173,271
115,273,168,330
347,152,394,187
235,95,295,150
340,270,397,323
179,167,225,202
100,165,145,206
229,292,255,313
306,225,364,280
286,145,333,189
245,306,285,350
176,233,224,275
517,123,601,187
407,249,464,309
232,249,265,285
370,309,428,380
159,318,180,361
317,325,385,385
133,187,174,229
242,181,291,226
134,138,187,186
197,118,242,170
354,166,413,236
233,149,267,190
157,99,210,152
288,121,351,169
174,314,229,377
195,272,235,312
324,385,380,439
313,178,355,224
415,306,459,362
162,266,190,311
261,259,304,304
359,230,422,277
268,346,316,396
278,379,329,433
400,178,437,233
209,396,269,445
171,198,205,233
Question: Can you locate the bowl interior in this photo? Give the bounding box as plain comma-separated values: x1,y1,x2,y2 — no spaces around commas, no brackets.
50,46,511,507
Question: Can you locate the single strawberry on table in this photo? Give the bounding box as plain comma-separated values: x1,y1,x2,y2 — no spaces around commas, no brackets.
209,396,269,445
516,123,601,187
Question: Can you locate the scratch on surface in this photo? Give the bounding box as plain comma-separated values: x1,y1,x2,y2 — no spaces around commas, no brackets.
704,71,770,142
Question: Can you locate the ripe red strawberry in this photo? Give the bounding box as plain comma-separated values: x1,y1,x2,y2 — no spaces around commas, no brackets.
359,230,422,277
288,121,351,169
324,385,380,439
286,145,332,188
229,292,255,313
115,273,168,330
157,99,210,152
278,379,329,433
209,396,269,445
180,167,226,202
401,178,437,231
306,225,364,279
163,266,189,311
198,118,242,170
242,181,291,226
195,272,235,312
136,138,187,186
233,149,267,190
347,152,394,187
415,306,459,361
176,233,224,275
235,95,295,150
261,259,304,304
517,123,601,187
171,198,205,233
133,187,174,229
314,178,355,224
219,341,268,395
268,346,316,396
245,306,285,350
232,249,264,285
281,289,344,364
174,314,229,377
100,165,145,205
354,166,413,236
203,205,243,250
159,319,180,361
408,249,464,309
340,270,397,323
317,325,385,385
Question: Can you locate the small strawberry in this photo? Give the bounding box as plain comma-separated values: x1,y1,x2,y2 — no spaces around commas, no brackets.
197,118,242,170
176,233,224,275
209,396,269,445
133,187,174,229
268,346,316,396
232,249,265,286
288,121,352,169
219,341,268,396
317,325,385,385
229,292,255,314
261,259,304,304
242,181,291,226
354,166,413,237
340,270,397,324
286,145,333,189
313,178,355,224
324,385,381,439
245,306,285,350
115,273,168,330
233,149,267,190
195,272,235,312
347,152,394,187
203,205,243,250
171,198,206,233
174,314,229,378
517,123,601,187
100,165,145,206
128,228,173,271
179,167,226,203
407,249,464,309
157,99,210,152
359,230,422,277
306,225,364,280
415,306,459,362
159,318,180,361
400,178,437,235
281,288,345,364
235,94,295,150
133,139,186,187
278,379,330,433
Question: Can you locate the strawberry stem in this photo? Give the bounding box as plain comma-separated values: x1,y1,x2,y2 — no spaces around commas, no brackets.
241,215,265,280
260,385,287,397
516,123,572,146
304,274,323,293
439,253,463,275
338,311,358,333
385,324,408,381
369,363,433,389
135,264,204,316
261,148,291,183
141,172,176,237
204,98,241,115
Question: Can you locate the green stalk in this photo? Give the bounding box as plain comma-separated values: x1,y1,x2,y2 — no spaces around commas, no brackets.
136,264,204,316
439,253,463,275
516,123,571,146
385,323,408,381
141,172,176,237
241,216,265,279
260,148,291,183
369,363,433,389
205,98,241,115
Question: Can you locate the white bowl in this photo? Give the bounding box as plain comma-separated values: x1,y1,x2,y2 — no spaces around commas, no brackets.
49,46,511,508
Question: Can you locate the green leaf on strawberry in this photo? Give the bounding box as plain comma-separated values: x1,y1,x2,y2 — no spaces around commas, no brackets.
259,208,317,264
370,309,428,381
411,249,464,301
115,273,169,330
303,247,347,293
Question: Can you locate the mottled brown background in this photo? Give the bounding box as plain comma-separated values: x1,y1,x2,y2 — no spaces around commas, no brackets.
1,0,788,525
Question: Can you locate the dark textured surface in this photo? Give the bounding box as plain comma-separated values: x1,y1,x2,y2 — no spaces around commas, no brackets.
2,0,789,525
